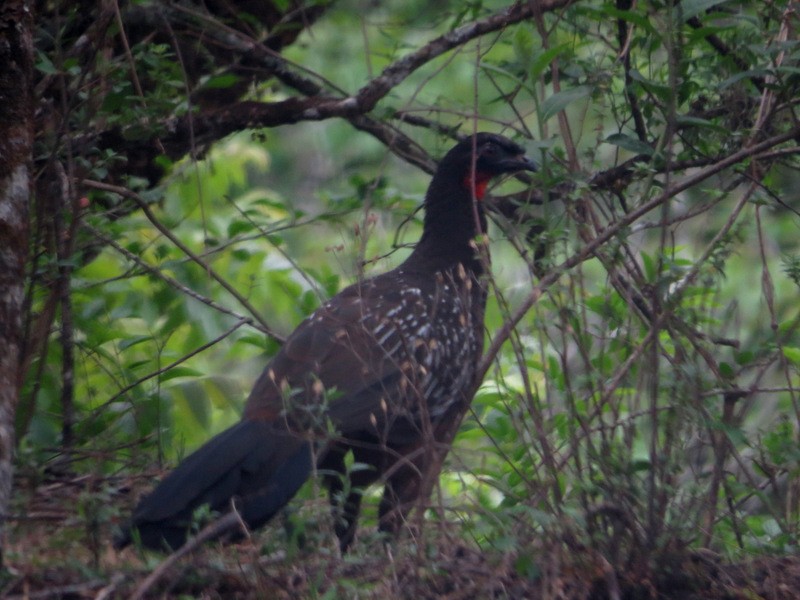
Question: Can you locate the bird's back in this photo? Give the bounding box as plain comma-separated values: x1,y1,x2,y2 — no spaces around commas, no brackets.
243,259,487,446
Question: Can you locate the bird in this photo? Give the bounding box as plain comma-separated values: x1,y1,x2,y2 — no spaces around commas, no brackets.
115,132,536,553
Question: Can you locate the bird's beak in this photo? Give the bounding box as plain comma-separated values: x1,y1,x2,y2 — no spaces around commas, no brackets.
499,154,537,173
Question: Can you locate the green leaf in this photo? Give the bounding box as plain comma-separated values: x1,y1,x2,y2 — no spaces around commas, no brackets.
641,251,657,281
675,115,727,132
782,346,800,366
629,70,672,100
721,422,747,446
238,334,269,350
678,0,729,21
540,86,591,121
584,295,608,316
719,361,734,379
171,380,212,431
202,74,243,90
603,7,657,33
228,220,255,237
154,155,174,171
36,51,58,75
513,26,534,68
529,43,571,81
718,69,768,90
606,133,654,156
119,335,153,351
159,367,203,381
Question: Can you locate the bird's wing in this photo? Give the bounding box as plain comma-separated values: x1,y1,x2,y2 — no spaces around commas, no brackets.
243,275,432,441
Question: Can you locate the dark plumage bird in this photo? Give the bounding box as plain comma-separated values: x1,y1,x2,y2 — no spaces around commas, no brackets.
116,133,535,552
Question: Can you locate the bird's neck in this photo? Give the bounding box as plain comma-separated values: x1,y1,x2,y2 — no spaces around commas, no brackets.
402,173,489,275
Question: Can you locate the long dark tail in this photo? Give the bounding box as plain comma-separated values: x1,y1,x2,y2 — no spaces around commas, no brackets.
115,419,312,551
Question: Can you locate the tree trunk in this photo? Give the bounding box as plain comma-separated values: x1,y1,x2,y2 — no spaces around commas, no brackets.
0,0,33,567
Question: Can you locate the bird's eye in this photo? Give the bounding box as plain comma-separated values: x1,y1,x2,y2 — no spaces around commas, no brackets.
481,144,498,157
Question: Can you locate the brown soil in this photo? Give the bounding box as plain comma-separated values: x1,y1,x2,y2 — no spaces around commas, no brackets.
4,471,800,599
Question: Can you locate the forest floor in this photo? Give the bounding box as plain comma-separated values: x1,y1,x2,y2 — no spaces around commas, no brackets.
4,470,800,599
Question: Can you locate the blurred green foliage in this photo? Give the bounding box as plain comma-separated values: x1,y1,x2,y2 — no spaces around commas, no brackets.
21,0,800,577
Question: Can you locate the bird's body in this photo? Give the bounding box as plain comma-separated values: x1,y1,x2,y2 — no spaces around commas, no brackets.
117,133,535,552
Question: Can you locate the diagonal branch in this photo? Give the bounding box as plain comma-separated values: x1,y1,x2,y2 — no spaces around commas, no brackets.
353,0,576,111
82,180,285,343
477,126,800,381
98,0,576,182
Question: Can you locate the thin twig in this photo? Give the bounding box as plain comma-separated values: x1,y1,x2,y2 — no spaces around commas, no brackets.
130,512,245,600
82,179,283,341
82,223,266,332
93,319,249,414
477,126,800,381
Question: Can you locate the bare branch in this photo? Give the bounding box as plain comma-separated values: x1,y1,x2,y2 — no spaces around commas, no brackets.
477,126,800,380
96,0,576,181
82,180,285,342
353,1,575,111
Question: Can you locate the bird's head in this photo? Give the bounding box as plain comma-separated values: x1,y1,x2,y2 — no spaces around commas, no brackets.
438,132,537,200
410,132,536,268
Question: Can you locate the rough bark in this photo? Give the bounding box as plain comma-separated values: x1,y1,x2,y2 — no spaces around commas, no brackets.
0,0,33,566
